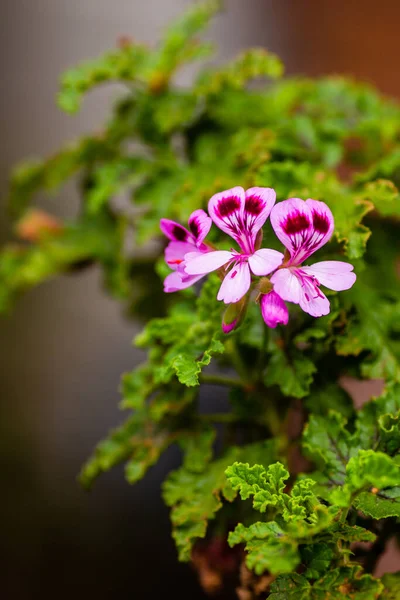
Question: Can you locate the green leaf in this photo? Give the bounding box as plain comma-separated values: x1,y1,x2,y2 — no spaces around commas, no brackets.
179,427,216,473
119,364,156,411
58,44,151,113
336,279,400,383
301,543,336,580
226,462,288,511
304,383,354,419
346,449,400,492
163,440,278,561
264,341,316,399
171,333,225,386
269,573,311,599
363,179,400,218
241,535,299,576
228,522,299,576
271,567,383,600
311,567,383,599
354,489,400,519
302,411,352,483
151,0,219,81
135,277,225,387
196,48,284,95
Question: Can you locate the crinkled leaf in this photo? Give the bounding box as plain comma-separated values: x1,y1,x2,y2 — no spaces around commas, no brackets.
163,440,278,561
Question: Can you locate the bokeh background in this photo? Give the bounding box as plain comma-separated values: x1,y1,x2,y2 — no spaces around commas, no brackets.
1,1,400,598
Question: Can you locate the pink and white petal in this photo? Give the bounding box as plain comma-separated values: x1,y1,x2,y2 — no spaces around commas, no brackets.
188,209,212,245
217,262,251,304
260,291,289,328
164,271,204,293
270,268,302,304
302,261,356,291
304,199,334,255
248,248,284,276
184,250,234,275
299,287,330,318
270,198,313,259
243,187,276,240
160,218,193,243
208,186,245,244
165,241,196,270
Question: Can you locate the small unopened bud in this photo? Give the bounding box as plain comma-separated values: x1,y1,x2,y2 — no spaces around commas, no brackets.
16,209,63,242
257,277,273,295
222,296,248,334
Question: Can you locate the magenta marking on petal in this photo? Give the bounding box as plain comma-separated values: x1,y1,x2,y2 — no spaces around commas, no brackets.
312,210,330,234
231,269,238,279
189,218,200,238
244,194,264,216
217,196,241,217
172,225,189,241
282,212,311,235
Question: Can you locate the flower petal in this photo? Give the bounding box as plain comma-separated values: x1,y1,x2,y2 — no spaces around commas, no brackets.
188,209,212,245
184,250,233,275
299,286,330,317
164,271,204,293
248,248,284,276
242,187,276,246
217,262,251,304
208,186,246,245
165,241,196,270
305,199,334,256
270,198,313,258
160,218,193,243
260,291,289,328
270,268,302,304
302,261,356,291
270,198,334,264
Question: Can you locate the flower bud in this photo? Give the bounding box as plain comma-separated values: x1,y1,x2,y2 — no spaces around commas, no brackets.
16,209,63,242
222,296,249,333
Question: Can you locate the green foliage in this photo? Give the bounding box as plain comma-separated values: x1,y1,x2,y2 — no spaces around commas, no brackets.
270,567,383,600
163,440,279,561
3,1,400,597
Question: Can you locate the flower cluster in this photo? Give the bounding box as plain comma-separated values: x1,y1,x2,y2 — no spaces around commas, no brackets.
160,187,356,332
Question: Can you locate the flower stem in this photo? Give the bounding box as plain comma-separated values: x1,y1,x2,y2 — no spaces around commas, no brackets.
200,373,246,389
200,412,238,423
225,338,250,383
262,399,282,437
257,323,269,376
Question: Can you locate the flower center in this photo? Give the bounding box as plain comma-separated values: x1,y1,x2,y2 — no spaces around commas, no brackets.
295,268,324,302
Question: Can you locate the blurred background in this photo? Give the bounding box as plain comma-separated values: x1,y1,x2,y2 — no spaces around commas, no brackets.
1,1,400,598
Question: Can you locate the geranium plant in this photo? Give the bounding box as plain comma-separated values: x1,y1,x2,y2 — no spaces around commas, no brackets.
2,2,400,598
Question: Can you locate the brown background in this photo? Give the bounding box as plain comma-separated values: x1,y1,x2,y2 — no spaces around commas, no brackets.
1,1,399,598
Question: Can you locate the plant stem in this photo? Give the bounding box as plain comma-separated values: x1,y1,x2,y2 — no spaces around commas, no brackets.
257,323,269,376
262,399,282,437
200,373,246,389
200,412,238,423
225,338,250,383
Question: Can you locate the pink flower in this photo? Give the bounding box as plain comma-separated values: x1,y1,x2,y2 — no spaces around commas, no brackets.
267,198,356,318
184,187,284,304
160,209,212,292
